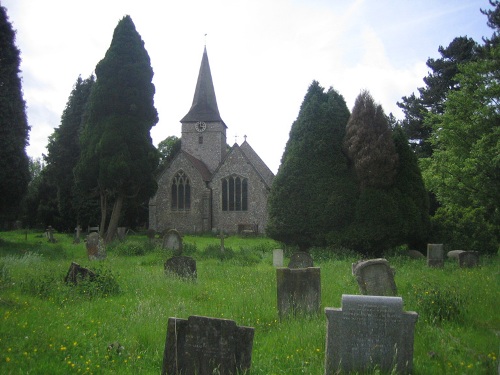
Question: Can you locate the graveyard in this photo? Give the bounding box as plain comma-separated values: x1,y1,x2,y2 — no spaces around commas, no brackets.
0,230,498,374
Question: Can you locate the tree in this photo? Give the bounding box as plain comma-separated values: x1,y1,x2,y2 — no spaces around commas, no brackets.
75,16,159,243
344,90,398,190
157,135,181,170
398,37,479,157
267,81,355,250
421,44,500,253
0,5,30,227
481,0,500,49
44,75,95,231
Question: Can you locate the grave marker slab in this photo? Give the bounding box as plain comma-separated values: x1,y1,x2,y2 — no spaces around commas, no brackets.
325,294,418,374
164,256,197,279
162,315,254,375
86,232,106,260
447,250,465,259
162,229,183,256
458,251,480,268
352,258,397,296
273,249,284,267
276,267,321,319
288,251,313,268
427,243,444,268
64,262,96,284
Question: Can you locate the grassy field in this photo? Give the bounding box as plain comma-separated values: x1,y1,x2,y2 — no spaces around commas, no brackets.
0,230,498,374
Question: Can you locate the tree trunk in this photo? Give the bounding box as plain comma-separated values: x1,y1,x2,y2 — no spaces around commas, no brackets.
99,192,107,238
105,194,124,244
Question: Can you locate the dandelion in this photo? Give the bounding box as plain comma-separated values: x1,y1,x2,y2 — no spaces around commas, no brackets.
6,357,11,362
60,345,67,351
137,355,141,359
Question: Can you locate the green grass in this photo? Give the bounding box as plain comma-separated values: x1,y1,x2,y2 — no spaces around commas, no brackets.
0,230,498,374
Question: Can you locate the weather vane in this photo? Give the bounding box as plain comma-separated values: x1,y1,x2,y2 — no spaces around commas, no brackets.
204,33,207,46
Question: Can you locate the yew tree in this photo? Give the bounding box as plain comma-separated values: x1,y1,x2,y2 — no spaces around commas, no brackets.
75,16,159,243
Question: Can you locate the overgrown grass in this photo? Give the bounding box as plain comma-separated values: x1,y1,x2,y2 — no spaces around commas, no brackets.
0,230,498,374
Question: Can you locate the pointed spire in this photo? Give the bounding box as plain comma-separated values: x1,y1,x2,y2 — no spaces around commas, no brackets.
181,47,224,123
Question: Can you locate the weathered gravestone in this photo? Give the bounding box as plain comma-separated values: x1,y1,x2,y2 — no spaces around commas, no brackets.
46,226,56,243
325,294,418,374
74,225,82,244
64,262,96,284
447,249,465,259
407,249,425,259
273,249,284,267
116,227,127,241
288,251,313,268
427,243,444,268
86,232,106,260
162,229,183,256
458,251,480,268
352,258,397,296
276,267,321,319
164,256,197,279
162,315,254,375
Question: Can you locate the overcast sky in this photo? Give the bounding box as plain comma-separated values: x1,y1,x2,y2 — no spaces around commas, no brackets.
2,0,494,174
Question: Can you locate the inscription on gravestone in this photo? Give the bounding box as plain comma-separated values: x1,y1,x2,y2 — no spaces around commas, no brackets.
288,251,313,268
352,258,397,296
276,267,321,319
162,315,254,375
427,243,444,268
325,294,418,374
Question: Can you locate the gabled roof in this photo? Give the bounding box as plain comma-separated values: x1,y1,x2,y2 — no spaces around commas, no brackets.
180,47,225,125
181,150,212,182
239,141,275,187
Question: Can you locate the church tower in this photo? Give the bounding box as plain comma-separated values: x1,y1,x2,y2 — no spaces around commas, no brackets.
180,47,227,172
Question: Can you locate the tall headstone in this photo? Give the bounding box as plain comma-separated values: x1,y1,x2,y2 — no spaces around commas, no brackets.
162,229,183,256
86,232,106,260
288,251,313,268
325,294,418,374
276,267,321,319
273,249,284,267
427,243,444,268
46,226,56,243
162,315,254,375
74,225,82,244
352,258,397,296
458,251,480,268
164,256,197,279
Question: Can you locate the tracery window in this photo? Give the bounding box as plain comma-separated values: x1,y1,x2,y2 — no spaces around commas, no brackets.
171,171,191,210
222,175,248,211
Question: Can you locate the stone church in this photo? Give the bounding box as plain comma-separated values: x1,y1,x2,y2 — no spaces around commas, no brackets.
149,47,275,235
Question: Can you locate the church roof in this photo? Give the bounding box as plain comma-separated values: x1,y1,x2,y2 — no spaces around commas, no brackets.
239,141,275,187
181,47,225,125
182,151,212,182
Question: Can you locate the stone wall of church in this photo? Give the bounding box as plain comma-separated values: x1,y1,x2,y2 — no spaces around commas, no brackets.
210,148,271,234
149,155,209,234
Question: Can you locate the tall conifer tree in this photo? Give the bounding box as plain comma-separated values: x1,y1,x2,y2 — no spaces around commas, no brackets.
75,16,159,242
0,5,30,226
267,81,355,249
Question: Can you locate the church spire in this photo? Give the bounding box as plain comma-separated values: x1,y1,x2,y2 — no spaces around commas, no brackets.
181,47,224,123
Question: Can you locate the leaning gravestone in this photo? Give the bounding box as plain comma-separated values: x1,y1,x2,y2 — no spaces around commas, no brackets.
162,315,254,375
288,251,313,268
273,249,284,267
162,229,183,256
64,262,96,284
458,251,480,268
164,256,197,279
427,243,444,268
325,294,418,374
276,267,321,319
447,249,465,259
86,232,106,260
352,258,397,296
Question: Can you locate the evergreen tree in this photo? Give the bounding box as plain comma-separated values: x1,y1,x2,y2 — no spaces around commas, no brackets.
157,135,181,170
75,16,159,243
44,75,95,231
267,81,355,250
0,5,30,227
481,0,500,49
344,90,398,190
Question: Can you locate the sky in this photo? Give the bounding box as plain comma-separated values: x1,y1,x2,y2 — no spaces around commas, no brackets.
2,0,495,174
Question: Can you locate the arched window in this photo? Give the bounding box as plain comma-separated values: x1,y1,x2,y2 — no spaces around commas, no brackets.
221,175,248,211
171,171,190,210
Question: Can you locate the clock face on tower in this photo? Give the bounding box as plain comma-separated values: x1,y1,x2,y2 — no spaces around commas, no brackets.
195,121,207,132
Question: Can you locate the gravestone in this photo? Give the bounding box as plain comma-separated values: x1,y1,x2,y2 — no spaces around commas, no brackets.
162,315,254,375
273,249,284,267
86,232,106,260
116,227,127,241
164,256,197,279
352,258,397,296
276,267,321,319
64,262,96,284
288,251,313,268
325,294,418,374
427,243,444,268
46,226,56,243
162,229,183,256
458,251,480,268
74,225,82,244
407,249,425,259
447,250,465,259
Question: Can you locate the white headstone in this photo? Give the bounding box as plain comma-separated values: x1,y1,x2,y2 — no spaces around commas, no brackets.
273,249,284,267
